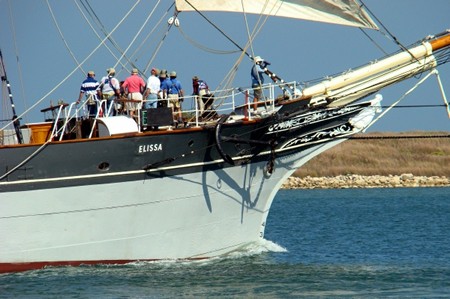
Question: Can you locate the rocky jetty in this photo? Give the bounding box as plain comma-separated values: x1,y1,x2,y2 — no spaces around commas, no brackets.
282,174,450,189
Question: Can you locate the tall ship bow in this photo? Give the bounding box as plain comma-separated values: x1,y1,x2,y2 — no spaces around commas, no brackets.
1,0,449,273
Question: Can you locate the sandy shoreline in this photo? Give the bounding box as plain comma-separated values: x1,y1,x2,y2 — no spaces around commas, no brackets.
282,174,450,189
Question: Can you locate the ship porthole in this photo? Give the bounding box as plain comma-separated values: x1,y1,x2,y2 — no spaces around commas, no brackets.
98,162,110,171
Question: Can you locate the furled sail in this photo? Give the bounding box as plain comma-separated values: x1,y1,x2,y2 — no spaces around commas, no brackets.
175,0,378,29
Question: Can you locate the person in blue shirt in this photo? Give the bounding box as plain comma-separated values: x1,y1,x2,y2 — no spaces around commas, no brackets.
158,71,170,107
250,56,268,113
163,71,184,125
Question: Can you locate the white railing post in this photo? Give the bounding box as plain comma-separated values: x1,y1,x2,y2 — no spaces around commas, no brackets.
49,104,66,141
194,95,199,127
59,102,78,141
89,99,105,139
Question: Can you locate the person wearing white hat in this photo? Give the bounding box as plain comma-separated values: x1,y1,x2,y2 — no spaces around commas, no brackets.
250,56,267,113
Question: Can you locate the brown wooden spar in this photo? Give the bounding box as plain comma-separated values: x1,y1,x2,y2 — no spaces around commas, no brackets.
430,31,450,51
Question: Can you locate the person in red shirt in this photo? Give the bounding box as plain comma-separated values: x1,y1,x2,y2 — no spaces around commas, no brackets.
122,68,146,117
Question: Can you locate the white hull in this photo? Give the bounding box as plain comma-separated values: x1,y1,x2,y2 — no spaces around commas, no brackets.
1,139,343,267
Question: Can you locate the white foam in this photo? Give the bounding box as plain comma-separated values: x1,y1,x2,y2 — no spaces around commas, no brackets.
123,239,288,268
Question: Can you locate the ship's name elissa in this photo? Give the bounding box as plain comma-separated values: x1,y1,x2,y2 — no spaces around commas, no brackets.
138,143,163,153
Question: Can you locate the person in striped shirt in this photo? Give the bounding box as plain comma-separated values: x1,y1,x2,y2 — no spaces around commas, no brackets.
77,70,100,118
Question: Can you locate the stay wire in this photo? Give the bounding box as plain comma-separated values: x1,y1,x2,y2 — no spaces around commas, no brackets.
183,0,250,58
177,26,241,55
2,1,141,132
359,0,419,63
80,0,126,57
115,0,162,77
177,1,243,95
358,28,388,56
242,0,271,61
47,0,85,76
73,0,128,72
77,0,138,73
5,0,28,122
138,2,173,74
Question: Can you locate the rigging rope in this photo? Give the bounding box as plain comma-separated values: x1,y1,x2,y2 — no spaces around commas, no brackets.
363,70,440,132
359,0,420,63
241,0,272,61
142,3,179,75
139,2,174,74
75,0,141,74
176,26,241,55
78,0,130,70
113,0,159,77
358,27,388,56
183,0,250,58
5,0,28,123
1,1,139,132
178,0,283,106
47,0,85,76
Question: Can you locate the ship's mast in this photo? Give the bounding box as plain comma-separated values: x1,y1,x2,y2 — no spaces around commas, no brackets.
0,49,23,144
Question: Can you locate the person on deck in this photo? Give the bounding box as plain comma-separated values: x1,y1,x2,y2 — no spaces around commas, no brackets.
122,68,146,117
99,68,120,116
143,68,161,109
158,70,170,107
250,56,269,113
164,71,184,125
76,70,100,118
192,76,210,115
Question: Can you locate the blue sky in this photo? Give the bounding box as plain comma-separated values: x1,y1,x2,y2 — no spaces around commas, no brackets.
1,0,449,132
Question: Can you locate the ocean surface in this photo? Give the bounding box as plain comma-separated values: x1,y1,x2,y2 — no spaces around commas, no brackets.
1,187,450,298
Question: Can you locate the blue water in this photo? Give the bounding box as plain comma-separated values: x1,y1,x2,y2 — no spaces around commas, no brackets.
2,187,450,298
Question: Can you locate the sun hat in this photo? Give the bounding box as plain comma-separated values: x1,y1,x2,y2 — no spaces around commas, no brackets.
254,56,263,63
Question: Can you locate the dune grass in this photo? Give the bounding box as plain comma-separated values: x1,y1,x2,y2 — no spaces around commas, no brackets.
293,131,450,177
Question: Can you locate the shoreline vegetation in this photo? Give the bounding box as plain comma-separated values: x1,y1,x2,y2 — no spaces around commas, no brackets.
282,131,450,189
